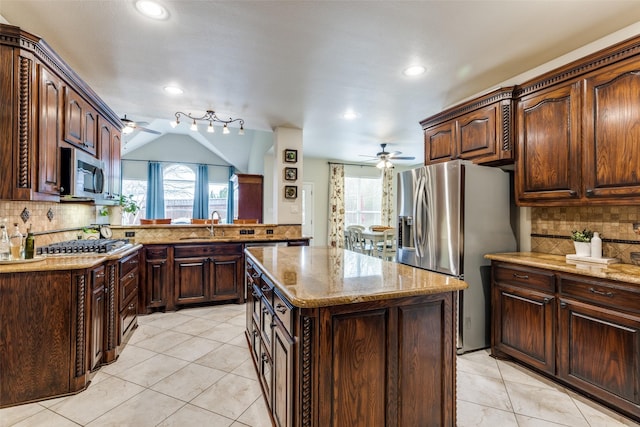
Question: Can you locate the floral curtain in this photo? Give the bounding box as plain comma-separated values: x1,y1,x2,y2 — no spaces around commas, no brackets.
145,161,165,219
328,164,345,248
381,166,394,226
192,164,209,219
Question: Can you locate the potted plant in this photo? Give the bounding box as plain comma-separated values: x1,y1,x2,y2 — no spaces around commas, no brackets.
120,194,141,225
571,228,593,256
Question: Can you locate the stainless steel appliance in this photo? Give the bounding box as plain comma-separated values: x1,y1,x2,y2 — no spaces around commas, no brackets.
37,239,131,256
60,147,106,202
397,160,516,353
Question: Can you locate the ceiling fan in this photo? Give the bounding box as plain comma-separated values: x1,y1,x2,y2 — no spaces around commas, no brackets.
120,115,161,135
361,143,416,168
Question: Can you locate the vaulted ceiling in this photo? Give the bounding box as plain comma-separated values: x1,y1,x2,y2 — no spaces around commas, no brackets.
2,1,640,168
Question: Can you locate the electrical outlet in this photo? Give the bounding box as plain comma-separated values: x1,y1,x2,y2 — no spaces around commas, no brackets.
248,229,255,235
125,231,135,237
240,229,247,235
266,229,274,235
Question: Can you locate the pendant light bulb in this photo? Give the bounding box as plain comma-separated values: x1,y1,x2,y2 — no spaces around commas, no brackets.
223,123,230,134
190,120,198,131
238,125,245,136
207,121,215,133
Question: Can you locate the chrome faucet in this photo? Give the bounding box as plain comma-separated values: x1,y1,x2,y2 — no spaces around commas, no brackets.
208,211,220,236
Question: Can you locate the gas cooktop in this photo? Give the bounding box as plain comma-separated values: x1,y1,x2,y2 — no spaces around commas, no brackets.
37,239,131,256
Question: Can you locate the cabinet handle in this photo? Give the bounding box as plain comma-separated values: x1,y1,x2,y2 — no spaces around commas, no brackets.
262,306,269,314
569,190,577,197
275,303,287,314
543,297,551,304
252,272,260,278
560,302,567,309
127,273,135,279
251,290,259,298
129,303,135,310
261,285,271,292
589,287,614,298
270,320,277,329
130,260,138,265
95,273,105,278
512,273,529,280
586,189,594,196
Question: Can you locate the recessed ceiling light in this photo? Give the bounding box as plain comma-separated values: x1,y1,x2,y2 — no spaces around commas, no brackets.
163,85,183,95
135,0,169,20
403,65,426,77
343,110,359,120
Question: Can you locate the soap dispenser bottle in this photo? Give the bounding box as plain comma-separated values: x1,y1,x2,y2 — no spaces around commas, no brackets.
591,232,602,259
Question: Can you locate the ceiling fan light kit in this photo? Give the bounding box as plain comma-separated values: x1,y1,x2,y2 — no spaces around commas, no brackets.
362,143,416,168
120,114,161,135
171,109,245,135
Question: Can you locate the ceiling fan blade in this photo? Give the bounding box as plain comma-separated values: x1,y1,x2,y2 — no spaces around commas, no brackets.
389,156,415,160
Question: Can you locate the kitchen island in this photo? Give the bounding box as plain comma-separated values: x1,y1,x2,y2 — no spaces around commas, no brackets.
244,246,468,427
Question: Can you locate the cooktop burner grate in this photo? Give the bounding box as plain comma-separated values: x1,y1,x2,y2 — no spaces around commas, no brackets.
37,238,130,255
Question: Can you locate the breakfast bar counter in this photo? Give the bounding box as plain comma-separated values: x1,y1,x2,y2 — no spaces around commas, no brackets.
244,246,467,427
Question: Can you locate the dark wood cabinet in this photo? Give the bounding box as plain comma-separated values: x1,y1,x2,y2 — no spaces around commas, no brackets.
582,57,640,201
98,116,122,203
36,63,64,198
173,243,243,307
557,274,640,419
245,256,457,427
232,173,264,222
421,87,515,166
0,270,89,407
89,265,106,371
118,251,139,347
63,87,98,156
491,263,556,374
142,245,172,312
515,82,582,204
491,260,640,422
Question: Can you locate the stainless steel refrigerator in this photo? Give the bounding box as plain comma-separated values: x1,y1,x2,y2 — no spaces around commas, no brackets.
397,160,517,353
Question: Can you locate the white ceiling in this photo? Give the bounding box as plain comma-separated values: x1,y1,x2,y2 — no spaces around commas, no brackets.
2,1,640,168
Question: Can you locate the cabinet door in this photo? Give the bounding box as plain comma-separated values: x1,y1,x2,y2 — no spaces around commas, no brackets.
558,298,640,411
37,64,63,196
272,324,294,427
583,58,640,200
63,87,97,155
173,257,209,305
90,266,106,371
457,103,497,161
110,132,122,200
211,254,242,300
143,247,170,310
492,282,555,374
516,82,582,204
424,121,455,165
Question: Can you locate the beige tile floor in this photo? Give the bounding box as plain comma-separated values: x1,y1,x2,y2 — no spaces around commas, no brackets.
1,303,638,427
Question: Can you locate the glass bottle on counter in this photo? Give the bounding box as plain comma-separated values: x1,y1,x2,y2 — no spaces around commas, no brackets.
0,225,9,260
9,223,23,260
24,225,35,259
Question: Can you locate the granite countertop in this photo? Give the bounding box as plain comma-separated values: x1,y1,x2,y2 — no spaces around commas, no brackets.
485,252,640,285
0,244,143,273
137,235,311,245
245,246,468,308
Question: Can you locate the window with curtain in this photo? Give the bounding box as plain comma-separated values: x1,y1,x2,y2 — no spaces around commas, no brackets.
344,176,382,227
121,160,231,224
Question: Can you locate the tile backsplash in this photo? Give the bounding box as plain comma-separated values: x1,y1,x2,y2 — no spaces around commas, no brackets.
531,205,640,263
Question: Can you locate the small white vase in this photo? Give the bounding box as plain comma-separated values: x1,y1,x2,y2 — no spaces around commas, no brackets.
573,241,591,257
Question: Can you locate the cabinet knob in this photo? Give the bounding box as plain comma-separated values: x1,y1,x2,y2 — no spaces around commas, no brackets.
253,329,259,337
129,303,135,310
252,272,260,278
275,303,287,314
512,273,529,280
586,189,594,196
127,273,135,279
589,287,614,298
560,302,567,309
569,190,577,197
270,321,277,329
251,290,259,298
262,306,269,314
261,353,268,362
261,285,271,292
543,297,551,304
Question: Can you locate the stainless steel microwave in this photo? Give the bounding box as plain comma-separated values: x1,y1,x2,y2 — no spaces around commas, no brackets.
60,147,105,202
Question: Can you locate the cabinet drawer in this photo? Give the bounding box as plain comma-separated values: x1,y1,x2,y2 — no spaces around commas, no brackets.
259,275,274,305
273,289,293,335
494,263,555,292
145,246,169,260
120,292,138,339
174,243,242,258
559,275,640,314
120,272,138,309
119,252,139,278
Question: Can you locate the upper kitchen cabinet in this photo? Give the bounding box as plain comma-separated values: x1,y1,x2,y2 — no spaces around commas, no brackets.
0,23,122,202
99,116,122,204
64,87,98,156
420,87,516,166
515,34,640,206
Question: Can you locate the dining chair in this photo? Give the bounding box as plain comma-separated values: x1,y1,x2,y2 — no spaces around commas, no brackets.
374,228,397,261
346,226,370,255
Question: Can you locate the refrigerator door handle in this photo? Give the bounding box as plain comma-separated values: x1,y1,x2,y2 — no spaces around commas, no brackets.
414,174,426,259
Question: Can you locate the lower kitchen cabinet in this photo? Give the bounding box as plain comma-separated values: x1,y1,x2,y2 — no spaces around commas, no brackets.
141,245,172,312
89,265,106,372
118,250,140,348
491,261,640,422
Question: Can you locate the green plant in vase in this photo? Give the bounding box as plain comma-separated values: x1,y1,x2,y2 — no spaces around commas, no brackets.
120,194,141,225
571,228,593,256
